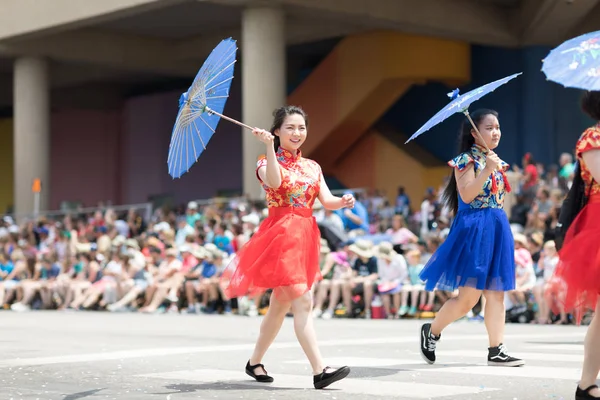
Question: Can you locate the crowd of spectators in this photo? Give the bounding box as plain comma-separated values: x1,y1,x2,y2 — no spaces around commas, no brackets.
0,151,585,324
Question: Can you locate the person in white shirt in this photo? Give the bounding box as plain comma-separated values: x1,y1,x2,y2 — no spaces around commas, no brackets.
375,242,408,319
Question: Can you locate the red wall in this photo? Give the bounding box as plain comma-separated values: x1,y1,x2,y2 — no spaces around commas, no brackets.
48,80,243,209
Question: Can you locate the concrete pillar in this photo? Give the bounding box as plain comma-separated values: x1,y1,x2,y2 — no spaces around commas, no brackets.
242,6,286,200
13,56,50,217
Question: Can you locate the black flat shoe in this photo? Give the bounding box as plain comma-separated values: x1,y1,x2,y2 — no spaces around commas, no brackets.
577,385,600,399
313,366,350,389
245,360,274,383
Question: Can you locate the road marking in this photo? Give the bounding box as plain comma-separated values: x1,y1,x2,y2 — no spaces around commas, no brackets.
529,344,583,352
436,350,583,363
285,357,457,367
286,356,582,381
138,368,498,398
0,331,585,368
422,364,582,381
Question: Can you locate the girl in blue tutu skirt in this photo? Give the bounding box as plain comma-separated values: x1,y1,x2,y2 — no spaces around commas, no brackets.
419,109,525,368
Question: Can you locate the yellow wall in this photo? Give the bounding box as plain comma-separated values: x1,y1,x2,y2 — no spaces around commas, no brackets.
374,134,449,205
332,133,377,190
289,31,470,172
0,119,13,213
333,130,450,207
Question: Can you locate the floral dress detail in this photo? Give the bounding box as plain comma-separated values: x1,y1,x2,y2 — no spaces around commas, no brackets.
224,147,323,301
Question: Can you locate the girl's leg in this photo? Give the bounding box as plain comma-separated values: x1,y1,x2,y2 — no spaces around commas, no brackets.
482,290,524,366
482,290,505,347
430,287,482,336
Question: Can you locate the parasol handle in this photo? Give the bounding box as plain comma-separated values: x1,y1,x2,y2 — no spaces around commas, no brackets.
206,107,254,131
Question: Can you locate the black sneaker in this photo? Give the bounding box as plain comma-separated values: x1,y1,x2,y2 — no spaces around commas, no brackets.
420,323,440,364
487,344,525,367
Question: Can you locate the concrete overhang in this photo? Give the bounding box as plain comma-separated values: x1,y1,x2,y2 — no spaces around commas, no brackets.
0,0,597,95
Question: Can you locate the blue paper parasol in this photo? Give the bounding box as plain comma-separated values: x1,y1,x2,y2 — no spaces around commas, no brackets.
167,37,252,179
405,72,522,150
542,30,600,91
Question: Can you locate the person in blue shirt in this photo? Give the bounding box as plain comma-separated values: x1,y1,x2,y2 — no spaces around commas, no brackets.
39,257,61,309
0,252,14,281
212,223,232,254
11,255,61,311
395,186,411,218
336,191,369,234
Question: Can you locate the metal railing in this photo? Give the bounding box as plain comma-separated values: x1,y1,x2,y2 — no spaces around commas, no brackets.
2,187,369,224
189,188,368,206
3,203,154,223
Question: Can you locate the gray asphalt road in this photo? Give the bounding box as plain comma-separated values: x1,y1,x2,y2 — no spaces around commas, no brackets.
0,311,587,400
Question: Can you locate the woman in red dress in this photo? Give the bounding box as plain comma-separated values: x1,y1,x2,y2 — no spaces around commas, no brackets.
552,91,600,400
224,105,354,389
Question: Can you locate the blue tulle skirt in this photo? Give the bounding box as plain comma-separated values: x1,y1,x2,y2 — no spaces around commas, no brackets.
419,204,515,292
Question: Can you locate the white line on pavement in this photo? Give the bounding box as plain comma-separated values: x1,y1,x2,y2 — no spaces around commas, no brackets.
0,331,584,368
137,368,499,398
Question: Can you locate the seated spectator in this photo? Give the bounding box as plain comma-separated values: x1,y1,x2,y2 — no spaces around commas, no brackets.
343,239,378,318
374,241,407,319
106,250,156,312
507,234,536,312
139,247,184,313
56,252,100,310
311,238,333,297
70,252,124,310
313,246,352,319
211,246,234,314
1,250,29,308
533,240,559,324
212,223,232,254
197,244,230,314
399,249,432,316
0,252,14,305
184,246,219,313
386,215,418,253
11,254,61,311
336,191,369,237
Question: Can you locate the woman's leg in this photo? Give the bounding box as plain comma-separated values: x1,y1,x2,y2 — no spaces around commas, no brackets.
248,291,291,375
290,291,325,375
578,297,600,397
533,284,548,323
289,289,350,387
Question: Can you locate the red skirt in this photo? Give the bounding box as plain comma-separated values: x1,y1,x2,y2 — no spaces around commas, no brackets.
552,195,600,323
222,207,321,302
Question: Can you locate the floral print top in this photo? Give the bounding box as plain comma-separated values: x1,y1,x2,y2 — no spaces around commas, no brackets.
448,144,511,210
256,147,322,209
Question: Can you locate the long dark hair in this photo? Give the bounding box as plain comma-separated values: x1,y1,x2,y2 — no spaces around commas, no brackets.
269,105,309,151
442,108,498,215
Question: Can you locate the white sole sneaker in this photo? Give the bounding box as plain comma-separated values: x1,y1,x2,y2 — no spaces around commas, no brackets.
487,359,525,367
